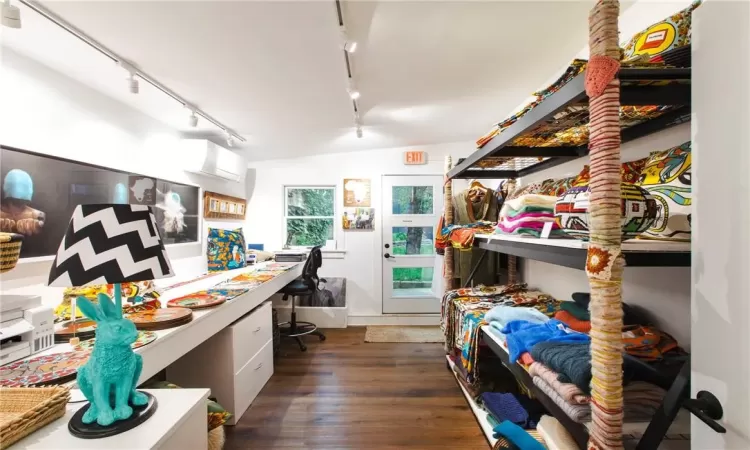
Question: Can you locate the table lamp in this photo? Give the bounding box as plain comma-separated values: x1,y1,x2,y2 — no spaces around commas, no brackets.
47,204,174,438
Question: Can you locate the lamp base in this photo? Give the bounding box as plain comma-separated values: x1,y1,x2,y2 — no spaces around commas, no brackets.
68,391,157,439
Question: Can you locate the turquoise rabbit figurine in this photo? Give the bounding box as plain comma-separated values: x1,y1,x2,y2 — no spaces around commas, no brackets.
76,288,148,426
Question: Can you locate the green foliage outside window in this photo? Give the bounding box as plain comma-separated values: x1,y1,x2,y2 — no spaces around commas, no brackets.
286,188,334,246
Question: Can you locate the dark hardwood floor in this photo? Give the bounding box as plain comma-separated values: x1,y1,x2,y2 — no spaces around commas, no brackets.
224,327,486,449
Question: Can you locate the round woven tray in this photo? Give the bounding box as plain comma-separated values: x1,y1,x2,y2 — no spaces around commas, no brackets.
0,233,23,274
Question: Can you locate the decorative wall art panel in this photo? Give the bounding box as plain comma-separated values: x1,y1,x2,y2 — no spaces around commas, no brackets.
0,146,199,258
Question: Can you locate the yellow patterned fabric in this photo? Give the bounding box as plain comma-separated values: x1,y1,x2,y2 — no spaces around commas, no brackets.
621,0,701,63
636,142,692,241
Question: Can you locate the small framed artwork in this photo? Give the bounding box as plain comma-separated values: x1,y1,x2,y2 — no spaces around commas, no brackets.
204,191,247,220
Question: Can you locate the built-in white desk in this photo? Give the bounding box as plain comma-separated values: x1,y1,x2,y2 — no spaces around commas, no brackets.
12,389,209,450
42,261,302,383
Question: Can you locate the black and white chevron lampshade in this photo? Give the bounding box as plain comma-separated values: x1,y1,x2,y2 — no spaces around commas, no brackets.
48,204,174,287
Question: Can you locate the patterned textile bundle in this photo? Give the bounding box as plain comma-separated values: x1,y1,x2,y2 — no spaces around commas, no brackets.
476,59,588,149
495,194,566,237
440,284,561,383
436,220,496,250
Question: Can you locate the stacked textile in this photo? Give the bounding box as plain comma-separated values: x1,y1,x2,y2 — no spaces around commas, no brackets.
496,194,566,237
501,320,589,364
440,284,559,383
436,220,496,251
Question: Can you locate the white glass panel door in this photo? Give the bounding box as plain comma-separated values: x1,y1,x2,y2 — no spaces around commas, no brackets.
382,175,443,314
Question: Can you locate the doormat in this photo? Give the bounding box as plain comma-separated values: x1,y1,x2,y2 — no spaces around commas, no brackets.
364,326,443,343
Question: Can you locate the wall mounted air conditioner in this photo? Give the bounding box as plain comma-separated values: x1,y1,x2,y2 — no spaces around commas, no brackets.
181,139,245,183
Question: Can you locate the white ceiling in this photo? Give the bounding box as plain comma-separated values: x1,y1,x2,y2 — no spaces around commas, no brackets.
4,1,598,160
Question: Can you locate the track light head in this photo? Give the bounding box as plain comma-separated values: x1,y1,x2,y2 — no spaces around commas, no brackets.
1,0,21,29
339,25,357,53
120,61,139,94
349,90,360,100
188,111,198,128
356,126,363,139
225,131,234,148
128,74,139,94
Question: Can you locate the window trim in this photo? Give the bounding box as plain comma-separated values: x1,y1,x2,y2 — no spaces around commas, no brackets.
283,185,337,249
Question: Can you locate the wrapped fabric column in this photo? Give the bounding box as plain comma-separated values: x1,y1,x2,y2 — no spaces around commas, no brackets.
585,1,625,448
443,156,454,292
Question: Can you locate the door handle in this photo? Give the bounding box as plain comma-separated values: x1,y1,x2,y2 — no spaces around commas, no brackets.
384,253,396,259
684,391,726,434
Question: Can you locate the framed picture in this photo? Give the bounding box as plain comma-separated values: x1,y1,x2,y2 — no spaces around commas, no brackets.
203,191,247,220
1,145,200,258
343,178,371,207
342,207,375,231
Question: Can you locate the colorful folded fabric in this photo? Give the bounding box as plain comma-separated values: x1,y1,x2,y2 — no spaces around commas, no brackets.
496,226,568,238
493,421,546,450
529,362,589,405
530,341,664,393
501,194,558,216
554,310,591,333
481,393,532,428
532,377,591,422
436,221,496,250
559,301,590,321
502,205,554,217
519,352,535,366
497,220,561,234
501,319,590,364
533,377,664,424
485,305,550,329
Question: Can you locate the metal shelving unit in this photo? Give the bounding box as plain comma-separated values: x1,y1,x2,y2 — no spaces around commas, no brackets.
448,67,691,180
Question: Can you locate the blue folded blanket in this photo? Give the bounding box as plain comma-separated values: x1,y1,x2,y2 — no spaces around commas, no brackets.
481,393,530,428
484,305,549,330
501,319,590,364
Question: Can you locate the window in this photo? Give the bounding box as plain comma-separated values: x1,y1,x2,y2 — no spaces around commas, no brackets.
284,186,335,247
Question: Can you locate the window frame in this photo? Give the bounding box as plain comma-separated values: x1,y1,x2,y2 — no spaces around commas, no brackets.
283,185,337,249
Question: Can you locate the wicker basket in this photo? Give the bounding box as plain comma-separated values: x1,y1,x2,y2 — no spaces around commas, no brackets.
0,386,70,449
0,233,23,274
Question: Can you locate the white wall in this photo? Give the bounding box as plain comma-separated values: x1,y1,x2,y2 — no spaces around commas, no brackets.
245,142,478,320
0,48,245,307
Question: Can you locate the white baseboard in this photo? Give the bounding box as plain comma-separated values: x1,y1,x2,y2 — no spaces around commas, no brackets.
347,314,440,326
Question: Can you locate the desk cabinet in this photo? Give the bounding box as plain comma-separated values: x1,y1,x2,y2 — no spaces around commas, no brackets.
168,301,274,424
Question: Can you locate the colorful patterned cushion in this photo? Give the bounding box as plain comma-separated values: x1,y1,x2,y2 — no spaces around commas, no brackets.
621,0,701,63
571,157,649,187
539,177,575,198
207,228,247,272
636,142,692,241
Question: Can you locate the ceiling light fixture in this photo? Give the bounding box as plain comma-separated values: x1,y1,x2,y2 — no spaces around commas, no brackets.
347,78,360,100
16,0,246,144
356,125,363,139
1,0,21,29
120,61,139,94
225,131,234,148
188,110,198,128
339,25,357,53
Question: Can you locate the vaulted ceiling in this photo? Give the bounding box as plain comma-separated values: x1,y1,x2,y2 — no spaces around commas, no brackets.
4,1,599,160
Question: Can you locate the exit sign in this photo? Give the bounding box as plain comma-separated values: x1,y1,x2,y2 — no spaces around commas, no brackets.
404,151,427,165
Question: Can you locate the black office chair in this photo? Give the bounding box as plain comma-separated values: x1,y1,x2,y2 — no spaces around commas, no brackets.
277,246,327,351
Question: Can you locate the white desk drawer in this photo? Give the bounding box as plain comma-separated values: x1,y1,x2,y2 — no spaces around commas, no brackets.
230,301,272,374
230,339,273,424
